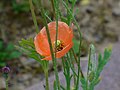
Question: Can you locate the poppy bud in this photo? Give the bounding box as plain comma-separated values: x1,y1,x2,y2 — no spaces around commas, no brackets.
2,66,10,74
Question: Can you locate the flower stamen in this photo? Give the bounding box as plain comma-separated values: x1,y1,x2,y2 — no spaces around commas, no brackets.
53,40,64,52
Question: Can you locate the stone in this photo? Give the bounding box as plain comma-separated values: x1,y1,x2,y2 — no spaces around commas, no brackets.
0,77,5,90
20,57,36,67
17,74,32,83
10,84,25,90
112,5,120,17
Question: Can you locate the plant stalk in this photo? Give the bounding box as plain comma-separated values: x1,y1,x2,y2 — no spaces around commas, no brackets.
6,79,8,90
38,1,60,90
29,0,39,33
54,0,61,89
45,70,49,90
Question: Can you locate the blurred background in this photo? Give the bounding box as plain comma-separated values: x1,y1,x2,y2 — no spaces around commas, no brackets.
0,0,120,90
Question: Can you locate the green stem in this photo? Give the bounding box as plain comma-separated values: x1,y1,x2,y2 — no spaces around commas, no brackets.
50,0,56,19
38,1,60,90
61,0,82,59
62,56,70,90
66,0,71,25
86,47,92,90
61,1,84,89
67,79,70,90
54,0,61,90
29,0,39,33
66,54,71,90
71,48,84,88
45,70,49,90
71,48,78,63
6,79,8,90
68,51,77,77
69,50,77,85
42,61,49,90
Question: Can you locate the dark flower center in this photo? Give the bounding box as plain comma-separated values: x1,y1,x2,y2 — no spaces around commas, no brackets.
53,40,64,52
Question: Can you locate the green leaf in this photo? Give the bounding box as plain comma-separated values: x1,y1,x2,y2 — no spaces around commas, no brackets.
28,53,41,63
73,38,79,54
19,38,34,48
61,16,68,24
88,71,95,82
0,41,3,50
98,48,112,73
54,81,57,90
0,62,6,67
98,53,102,64
18,38,44,63
12,0,30,13
103,48,112,61
9,51,21,59
0,52,8,61
16,46,31,56
94,77,101,86
80,77,86,89
5,43,14,51
18,38,36,54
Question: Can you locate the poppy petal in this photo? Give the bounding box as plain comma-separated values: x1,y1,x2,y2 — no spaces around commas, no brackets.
34,33,50,56
64,28,73,46
40,21,71,43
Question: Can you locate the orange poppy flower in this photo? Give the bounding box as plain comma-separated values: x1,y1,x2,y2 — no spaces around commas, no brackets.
34,21,73,60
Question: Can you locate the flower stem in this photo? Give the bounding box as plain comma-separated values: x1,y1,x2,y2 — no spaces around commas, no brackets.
29,0,39,33
38,1,60,90
61,1,84,89
45,70,49,90
5,79,8,90
62,56,71,90
42,61,49,90
50,0,55,19
69,50,77,85
54,0,61,90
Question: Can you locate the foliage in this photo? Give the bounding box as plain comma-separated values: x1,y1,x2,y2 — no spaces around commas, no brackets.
0,40,21,67
17,0,112,90
12,0,30,13
73,38,88,56
17,38,42,63
73,38,80,54
81,44,112,90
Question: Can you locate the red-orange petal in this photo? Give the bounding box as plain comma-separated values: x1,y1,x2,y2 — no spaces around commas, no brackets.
42,42,73,60
40,21,72,44
64,28,73,46
34,21,73,60
34,33,50,56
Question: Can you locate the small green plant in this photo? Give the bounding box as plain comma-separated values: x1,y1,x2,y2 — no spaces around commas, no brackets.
0,40,21,67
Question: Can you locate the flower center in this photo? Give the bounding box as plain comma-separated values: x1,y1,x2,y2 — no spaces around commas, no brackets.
53,40,64,52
